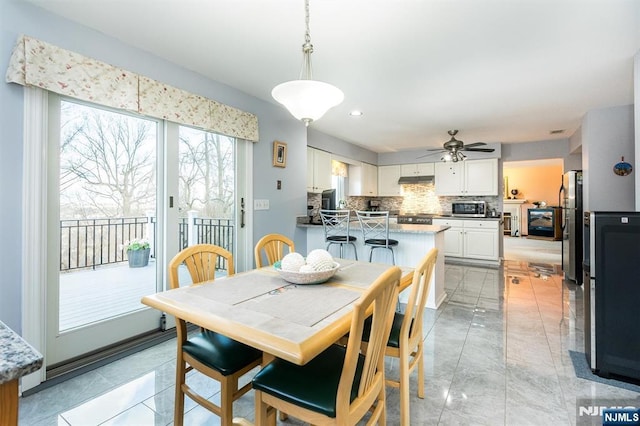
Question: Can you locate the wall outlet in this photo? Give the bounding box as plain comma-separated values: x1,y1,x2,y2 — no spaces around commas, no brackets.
254,199,270,210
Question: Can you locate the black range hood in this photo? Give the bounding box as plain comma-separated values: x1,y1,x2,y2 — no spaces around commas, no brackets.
397,175,434,184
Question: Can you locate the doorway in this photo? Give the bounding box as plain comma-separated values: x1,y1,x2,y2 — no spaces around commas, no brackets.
502,159,563,264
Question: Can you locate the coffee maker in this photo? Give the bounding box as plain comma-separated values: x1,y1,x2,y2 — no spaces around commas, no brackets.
368,200,381,211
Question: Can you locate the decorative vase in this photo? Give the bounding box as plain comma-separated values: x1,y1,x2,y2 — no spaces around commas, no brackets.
127,248,150,268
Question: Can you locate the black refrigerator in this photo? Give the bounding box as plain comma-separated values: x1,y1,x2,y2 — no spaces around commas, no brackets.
559,170,583,284
584,211,640,381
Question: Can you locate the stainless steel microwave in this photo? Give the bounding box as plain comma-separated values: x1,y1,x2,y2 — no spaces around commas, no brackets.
452,201,487,217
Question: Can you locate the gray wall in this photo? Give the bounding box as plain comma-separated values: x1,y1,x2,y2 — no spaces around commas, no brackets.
500,138,570,162
307,128,378,164
581,104,635,211
0,1,306,331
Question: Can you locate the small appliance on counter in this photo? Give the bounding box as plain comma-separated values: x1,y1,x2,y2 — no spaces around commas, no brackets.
451,201,487,217
368,199,381,211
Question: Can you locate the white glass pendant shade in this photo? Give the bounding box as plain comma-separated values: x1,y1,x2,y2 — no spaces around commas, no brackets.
272,79,344,126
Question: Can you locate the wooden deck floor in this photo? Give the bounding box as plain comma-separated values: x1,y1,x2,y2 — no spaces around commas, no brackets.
59,261,159,331
59,261,228,331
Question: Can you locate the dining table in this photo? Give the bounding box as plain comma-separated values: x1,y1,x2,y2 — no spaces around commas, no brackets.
141,258,413,366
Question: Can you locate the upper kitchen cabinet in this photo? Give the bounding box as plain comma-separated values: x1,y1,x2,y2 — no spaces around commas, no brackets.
400,163,435,177
307,147,332,193
435,158,498,196
378,165,402,196
349,162,378,196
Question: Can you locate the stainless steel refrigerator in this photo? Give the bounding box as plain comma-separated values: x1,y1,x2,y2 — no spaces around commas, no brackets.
584,211,640,381
559,170,583,284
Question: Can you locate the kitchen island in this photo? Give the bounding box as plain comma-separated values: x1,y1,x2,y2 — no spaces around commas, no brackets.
1,321,44,425
298,221,449,309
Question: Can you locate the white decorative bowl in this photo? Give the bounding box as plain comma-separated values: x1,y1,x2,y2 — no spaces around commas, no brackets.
274,261,340,285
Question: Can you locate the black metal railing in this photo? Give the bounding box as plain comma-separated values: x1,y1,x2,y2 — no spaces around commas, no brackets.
60,216,233,272
60,217,152,271
191,218,234,270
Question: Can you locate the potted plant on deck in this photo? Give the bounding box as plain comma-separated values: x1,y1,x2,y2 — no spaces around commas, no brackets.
121,238,150,268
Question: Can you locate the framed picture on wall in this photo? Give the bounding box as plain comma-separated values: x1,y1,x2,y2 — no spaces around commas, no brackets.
273,141,287,168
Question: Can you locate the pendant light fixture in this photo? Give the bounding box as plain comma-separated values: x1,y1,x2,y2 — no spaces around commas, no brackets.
272,0,344,126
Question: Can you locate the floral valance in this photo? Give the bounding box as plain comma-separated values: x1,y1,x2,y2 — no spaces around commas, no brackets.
5,35,259,142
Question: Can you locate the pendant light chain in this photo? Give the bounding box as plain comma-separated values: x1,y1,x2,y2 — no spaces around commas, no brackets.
300,0,313,81
271,0,344,125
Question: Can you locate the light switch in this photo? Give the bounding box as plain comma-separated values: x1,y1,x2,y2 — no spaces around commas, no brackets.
254,199,270,210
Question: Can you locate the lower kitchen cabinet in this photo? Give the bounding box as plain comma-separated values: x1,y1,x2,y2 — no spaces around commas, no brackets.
432,218,500,264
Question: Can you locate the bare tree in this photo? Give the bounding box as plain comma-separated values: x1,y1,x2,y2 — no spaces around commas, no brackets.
59,101,156,218
59,101,235,221
178,128,234,219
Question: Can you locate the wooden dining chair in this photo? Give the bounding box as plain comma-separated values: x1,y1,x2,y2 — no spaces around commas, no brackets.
254,233,295,268
364,247,438,426
168,244,263,426
252,265,401,425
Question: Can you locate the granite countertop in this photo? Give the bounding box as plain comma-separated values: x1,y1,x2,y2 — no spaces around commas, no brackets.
0,321,43,384
297,221,450,234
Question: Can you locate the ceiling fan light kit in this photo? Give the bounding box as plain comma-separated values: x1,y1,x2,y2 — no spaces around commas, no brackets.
271,0,344,126
420,130,495,162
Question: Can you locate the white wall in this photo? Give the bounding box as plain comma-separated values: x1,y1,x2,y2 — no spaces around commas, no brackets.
582,104,635,211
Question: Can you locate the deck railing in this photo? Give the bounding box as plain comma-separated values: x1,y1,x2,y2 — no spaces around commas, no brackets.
60,214,234,272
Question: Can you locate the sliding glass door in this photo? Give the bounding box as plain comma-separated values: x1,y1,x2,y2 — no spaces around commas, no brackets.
45,97,249,368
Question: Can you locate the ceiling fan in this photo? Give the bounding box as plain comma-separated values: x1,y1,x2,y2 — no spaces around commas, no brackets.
418,130,495,162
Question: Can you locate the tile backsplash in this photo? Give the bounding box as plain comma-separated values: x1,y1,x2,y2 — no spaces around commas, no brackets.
307,182,500,217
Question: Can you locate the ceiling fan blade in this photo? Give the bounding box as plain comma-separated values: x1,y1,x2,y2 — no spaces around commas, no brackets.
462,142,486,148
463,148,495,152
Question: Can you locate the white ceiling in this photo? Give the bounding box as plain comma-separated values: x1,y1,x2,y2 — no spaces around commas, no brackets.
24,0,640,153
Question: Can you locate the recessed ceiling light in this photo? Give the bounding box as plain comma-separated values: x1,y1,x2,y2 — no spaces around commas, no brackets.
549,129,565,134
349,110,363,117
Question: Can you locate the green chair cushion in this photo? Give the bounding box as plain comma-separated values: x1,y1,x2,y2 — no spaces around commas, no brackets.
183,330,262,376
252,344,364,418
362,313,406,348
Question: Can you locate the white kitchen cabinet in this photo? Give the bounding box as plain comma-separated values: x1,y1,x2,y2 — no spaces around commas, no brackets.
349,162,378,196
306,147,332,193
378,165,402,196
462,220,499,260
434,162,465,195
432,218,499,263
400,163,435,177
434,158,498,196
432,218,464,257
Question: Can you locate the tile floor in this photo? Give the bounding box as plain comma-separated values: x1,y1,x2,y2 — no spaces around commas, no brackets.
19,260,640,425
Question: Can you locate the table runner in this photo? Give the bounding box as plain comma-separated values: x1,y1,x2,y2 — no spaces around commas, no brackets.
182,269,286,305
238,284,360,327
